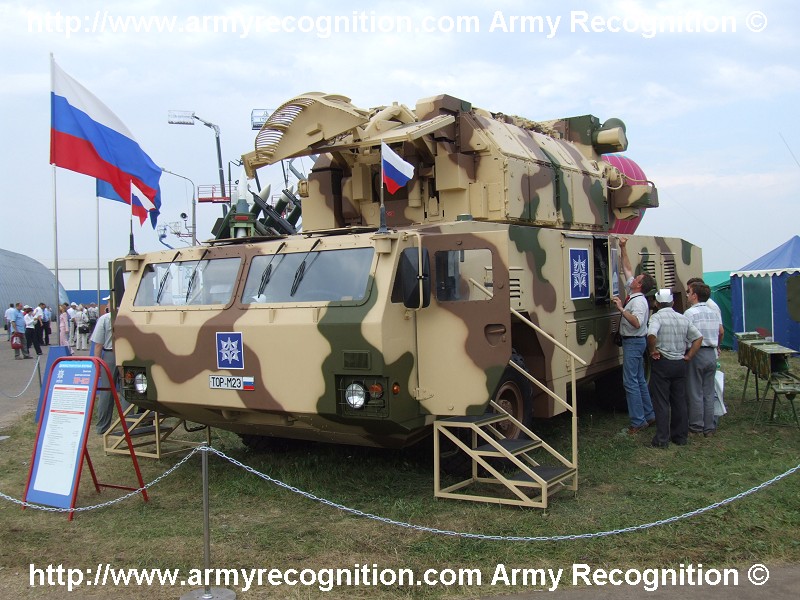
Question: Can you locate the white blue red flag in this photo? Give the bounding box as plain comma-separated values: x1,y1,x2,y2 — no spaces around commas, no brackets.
381,142,414,194
96,180,155,225
50,59,162,228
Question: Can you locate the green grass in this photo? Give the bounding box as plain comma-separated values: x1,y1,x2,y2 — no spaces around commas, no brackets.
1,350,799,598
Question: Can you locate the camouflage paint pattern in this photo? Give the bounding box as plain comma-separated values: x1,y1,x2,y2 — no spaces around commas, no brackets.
114,93,702,447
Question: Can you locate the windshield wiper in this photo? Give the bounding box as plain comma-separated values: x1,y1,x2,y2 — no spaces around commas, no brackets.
184,248,210,304
155,251,181,304
256,242,286,297
290,238,322,297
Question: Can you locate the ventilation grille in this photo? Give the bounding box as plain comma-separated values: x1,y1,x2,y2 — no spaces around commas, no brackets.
509,277,521,299
577,323,589,344
254,98,315,162
641,259,657,279
343,351,371,370
662,255,677,288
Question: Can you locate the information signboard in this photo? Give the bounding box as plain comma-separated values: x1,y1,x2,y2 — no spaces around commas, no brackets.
23,356,148,519
26,360,95,509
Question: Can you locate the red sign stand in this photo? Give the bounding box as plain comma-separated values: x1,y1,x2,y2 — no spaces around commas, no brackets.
23,356,148,520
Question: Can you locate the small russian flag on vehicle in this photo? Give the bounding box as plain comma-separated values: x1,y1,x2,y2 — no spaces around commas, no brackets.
243,377,255,391
381,142,414,194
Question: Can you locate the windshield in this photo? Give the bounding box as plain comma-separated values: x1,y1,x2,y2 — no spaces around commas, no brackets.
242,247,374,304
134,258,242,306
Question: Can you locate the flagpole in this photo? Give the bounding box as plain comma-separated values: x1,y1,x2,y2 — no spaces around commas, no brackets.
96,194,101,306
128,181,137,255
378,146,387,233
50,53,61,314
52,165,60,312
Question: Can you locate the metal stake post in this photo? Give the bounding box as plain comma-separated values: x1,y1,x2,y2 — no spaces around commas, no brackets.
180,445,235,600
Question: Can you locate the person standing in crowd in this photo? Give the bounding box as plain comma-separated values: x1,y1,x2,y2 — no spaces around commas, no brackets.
646,289,703,448
67,302,77,347
4,303,14,341
40,303,52,346
32,303,44,347
58,303,70,346
23,305,42,356
10,302,31,359
74,305,90,351
687,277,723,356
87,302,99,333
91,309,128,434
685,281,724,437
612,237,657,434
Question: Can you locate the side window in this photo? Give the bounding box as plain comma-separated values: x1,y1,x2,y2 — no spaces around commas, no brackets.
434,248,493,302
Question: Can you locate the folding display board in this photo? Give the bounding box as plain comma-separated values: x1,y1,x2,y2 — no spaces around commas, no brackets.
23,356,147,520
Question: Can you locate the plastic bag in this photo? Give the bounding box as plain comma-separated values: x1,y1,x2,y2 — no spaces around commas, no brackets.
714,370,727,417
10,333,22,350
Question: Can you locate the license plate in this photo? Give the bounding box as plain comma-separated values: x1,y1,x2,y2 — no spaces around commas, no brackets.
209,375,243,390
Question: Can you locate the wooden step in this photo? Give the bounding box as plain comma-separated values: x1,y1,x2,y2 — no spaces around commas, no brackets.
507,466,575,486
438,413,507,427
108,425,159,438
125,414,154,423
473,438,541,456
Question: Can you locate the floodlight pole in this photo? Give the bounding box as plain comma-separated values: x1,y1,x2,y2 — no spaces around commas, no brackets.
193,116,228,208
168,111,228,215
161,169,197,246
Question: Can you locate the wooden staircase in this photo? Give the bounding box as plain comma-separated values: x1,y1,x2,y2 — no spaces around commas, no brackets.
103,406,210,459
434,400,577,508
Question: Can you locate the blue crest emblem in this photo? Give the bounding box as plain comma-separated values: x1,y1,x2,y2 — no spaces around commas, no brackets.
216,332,244,370
569,248,590,300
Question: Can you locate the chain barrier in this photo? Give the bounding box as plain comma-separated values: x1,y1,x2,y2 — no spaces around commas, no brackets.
0,446,201,513
1,444,797,541
0,355,41,399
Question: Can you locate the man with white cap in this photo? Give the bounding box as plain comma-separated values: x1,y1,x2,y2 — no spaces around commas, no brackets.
67,302,78,347
646,289,703,448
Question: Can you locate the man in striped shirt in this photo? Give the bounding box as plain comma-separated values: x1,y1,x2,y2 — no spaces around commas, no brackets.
684,281,724,436
647,289,703,448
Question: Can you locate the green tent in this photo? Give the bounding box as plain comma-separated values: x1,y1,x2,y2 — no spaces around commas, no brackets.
703,270,734,349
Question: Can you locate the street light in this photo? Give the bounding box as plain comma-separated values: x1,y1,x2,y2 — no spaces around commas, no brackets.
162,168,197,245
168,110,228,214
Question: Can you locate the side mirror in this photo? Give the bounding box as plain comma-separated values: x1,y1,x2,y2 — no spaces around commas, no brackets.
399,247,430,309
112,263,126,312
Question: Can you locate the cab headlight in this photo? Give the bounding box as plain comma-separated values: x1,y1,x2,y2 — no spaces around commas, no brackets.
344,382,367,409
134,373,148,395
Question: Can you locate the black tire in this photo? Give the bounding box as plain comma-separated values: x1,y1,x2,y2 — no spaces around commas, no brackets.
490,352,534,439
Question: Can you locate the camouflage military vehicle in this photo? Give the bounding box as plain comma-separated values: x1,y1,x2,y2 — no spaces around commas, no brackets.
113,92,701,454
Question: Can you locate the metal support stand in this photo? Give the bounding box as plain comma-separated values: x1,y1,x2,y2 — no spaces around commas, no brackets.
180,445,236,600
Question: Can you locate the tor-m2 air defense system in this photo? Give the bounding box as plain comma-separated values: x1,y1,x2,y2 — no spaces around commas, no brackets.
113,93,701,492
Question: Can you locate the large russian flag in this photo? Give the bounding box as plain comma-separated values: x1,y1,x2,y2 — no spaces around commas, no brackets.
50,59,162,228
381,142,414,194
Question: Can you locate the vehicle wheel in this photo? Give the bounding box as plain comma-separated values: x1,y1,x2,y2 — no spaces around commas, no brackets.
490,353,534,440
438,352,533,476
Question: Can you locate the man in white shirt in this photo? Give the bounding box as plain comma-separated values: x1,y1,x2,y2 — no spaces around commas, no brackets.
685,281,724,436
4,303,14,341
612,237,657,434
67,302,77,347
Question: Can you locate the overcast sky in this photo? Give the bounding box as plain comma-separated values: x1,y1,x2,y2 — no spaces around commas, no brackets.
1,0,798,273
